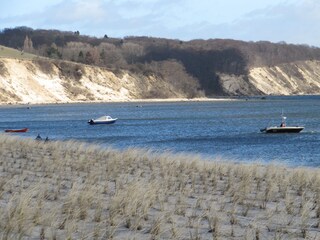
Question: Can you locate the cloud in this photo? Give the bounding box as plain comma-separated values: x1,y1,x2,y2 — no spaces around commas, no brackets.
170,0,320,46
0,0,320,46
49,0,107,23
227,0,320,46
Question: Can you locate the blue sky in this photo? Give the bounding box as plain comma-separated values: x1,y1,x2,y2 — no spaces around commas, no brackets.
1,0,319,46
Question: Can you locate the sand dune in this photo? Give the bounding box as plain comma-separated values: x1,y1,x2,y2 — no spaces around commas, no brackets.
0,135,319,239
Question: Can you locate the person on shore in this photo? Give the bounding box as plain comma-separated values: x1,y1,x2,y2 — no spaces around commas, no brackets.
35,134,42,140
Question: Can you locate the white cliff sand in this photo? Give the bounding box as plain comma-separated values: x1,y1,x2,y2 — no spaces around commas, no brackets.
1,58,320,104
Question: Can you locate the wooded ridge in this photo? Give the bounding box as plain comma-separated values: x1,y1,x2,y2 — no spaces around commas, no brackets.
1,26,320,102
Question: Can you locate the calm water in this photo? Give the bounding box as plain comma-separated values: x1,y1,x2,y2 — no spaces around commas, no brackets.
1,96,320,167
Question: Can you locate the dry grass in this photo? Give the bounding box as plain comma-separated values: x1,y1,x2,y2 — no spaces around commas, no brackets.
0,45,37,60
0,134,319,239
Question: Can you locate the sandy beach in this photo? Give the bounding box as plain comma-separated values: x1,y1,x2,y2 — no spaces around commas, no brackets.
0,97,238,107
0,135,319,239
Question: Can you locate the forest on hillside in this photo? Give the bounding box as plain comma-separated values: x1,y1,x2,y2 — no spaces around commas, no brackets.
1,26,320,95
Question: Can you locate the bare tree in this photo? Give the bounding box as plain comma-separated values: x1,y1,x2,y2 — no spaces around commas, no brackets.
98,42,126,68
121,42,144,64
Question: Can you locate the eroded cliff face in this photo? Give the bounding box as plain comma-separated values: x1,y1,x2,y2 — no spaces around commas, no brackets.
1,58,320,104
0,58,199,104
248,61,320,95
219,60,320,96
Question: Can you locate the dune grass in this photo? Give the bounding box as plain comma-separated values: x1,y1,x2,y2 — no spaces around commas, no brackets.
0,134,319,239
0,45,37,60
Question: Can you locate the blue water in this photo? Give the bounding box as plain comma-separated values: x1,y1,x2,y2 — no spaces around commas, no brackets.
0,96,319,167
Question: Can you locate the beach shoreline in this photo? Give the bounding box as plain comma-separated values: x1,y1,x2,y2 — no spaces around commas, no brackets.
0,97,240,107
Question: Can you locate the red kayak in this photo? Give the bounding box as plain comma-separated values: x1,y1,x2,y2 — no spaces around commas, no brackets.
5,128,29,133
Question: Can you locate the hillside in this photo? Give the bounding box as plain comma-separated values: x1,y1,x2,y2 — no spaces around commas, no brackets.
1,56,320,104
0,57,203,104
1,27,320,103
0,45,37,60
220,60,320,95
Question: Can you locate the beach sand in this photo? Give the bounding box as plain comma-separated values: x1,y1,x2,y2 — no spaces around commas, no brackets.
0,135,319,239
0,97,238,107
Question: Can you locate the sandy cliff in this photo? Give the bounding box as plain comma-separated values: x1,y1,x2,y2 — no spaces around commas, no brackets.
248,61,320,95
220,60,320,96
0,58,194,104
0,58,320,104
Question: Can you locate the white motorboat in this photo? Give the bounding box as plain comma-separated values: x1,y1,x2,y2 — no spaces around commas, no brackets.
88,116,117,125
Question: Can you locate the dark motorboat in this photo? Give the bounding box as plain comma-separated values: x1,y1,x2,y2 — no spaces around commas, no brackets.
261,126,304,133
88,115,117,125
5,128,29,133
260,114,304,133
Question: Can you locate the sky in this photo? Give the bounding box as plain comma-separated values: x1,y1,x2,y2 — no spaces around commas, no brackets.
1,0,320,46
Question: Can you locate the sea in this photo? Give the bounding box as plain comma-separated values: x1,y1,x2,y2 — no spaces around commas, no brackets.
1,95,319,167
